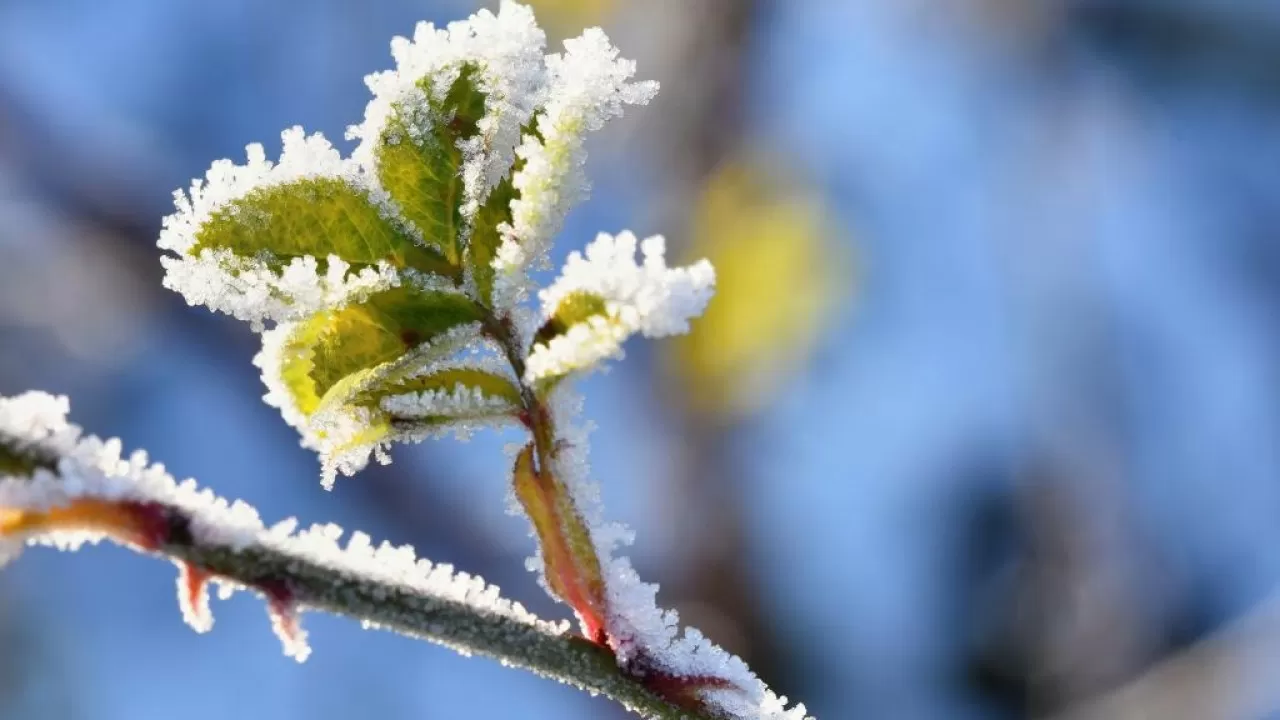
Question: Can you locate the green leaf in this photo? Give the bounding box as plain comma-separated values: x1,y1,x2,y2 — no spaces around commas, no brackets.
532,292,609,348
377,65,487,265
467,175,516,304
191,177,454,279
276,287,485,417
466,118,540,305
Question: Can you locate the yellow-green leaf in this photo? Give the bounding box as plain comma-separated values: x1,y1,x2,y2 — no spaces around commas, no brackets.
190,177,453,278
466,118,540,305
532,292,608,348
467,175,516,304
276,287,485,417
377,65,487,265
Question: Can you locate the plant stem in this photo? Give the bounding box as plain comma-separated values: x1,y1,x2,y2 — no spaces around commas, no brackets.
0,440,717,719
6,515,714,719
160,540,703,717
482,310,610,642
481,312,558,475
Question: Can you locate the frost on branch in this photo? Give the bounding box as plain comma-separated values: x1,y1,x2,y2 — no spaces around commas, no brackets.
0,391,564,664
534,389,810,720
526,231,715,385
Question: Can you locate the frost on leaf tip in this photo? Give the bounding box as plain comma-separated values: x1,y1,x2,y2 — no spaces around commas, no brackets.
525,231,715,384
348,1,547,221
492,26,659,306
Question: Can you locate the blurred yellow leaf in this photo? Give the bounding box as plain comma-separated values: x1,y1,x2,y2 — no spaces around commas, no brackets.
510,0,614,37
672,158,851,421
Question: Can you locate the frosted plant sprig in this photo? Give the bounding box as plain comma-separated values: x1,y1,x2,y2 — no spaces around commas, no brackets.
0,391,728,719
144,3,809,719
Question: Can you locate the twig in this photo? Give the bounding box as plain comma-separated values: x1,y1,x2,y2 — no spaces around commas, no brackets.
0,422,718,720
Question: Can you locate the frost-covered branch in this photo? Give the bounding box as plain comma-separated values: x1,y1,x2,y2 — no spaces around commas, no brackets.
0,392,717,720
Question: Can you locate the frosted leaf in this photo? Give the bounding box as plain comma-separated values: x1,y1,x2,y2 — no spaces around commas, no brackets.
158,126,416,330
525,231,715,383
162,251,401,331
347,1,547,221
160,128,338,256
254,318,515,489
493,28,659,306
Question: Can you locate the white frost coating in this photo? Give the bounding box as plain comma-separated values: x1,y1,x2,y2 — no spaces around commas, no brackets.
381,383,518,419
525,231,715,383
159,126,404,330
159,126,349,255
163,251,400,331
542,388,811,720
493,27,659,306
0,392,264,563
177,562,215,633
347,1,547,220
0,392,565,662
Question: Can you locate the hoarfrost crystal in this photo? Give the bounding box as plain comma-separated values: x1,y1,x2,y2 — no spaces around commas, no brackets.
346,1,547,219
526,231,715,383
0,392,563,663
493,28,659,305
159,127,403,330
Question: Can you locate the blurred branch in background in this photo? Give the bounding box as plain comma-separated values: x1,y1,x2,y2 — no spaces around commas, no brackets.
959,464,1173,718
1048,591,1280,720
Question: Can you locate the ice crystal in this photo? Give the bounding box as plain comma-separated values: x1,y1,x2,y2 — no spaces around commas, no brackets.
380,383,519,419
347,0,547,219
525,231,715,383
159,127,404,330
492,29,659,306
542,388,811,720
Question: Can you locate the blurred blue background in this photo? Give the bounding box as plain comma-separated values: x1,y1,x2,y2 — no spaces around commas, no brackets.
3,0,1280,718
